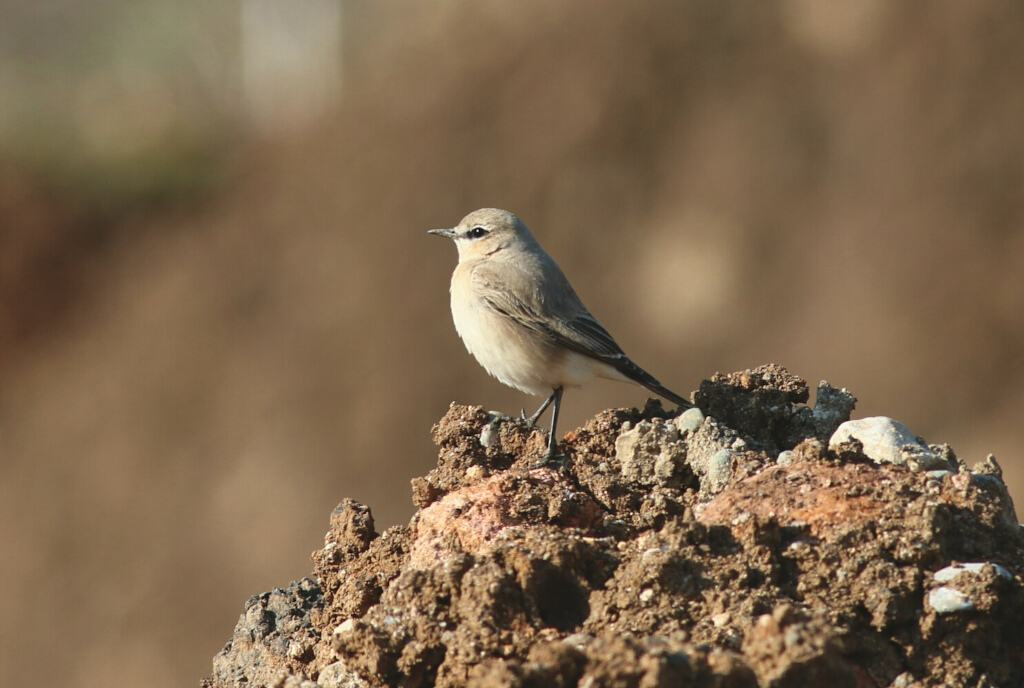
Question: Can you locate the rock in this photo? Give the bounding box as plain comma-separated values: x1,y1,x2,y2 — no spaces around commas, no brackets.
928,587,975,614
693,364,814,452
829,417,947,470
681,416,742,497
278,678,320,688
891,672,915,688
673,407,704,434
706,449,734,492
209,579,325,688
811,381,857,440
972,454,1005,480
479,421,499,448
205,367,1024,688
933,562,1012,583
743,605,858,688
317,660,369,688
615,418,686,487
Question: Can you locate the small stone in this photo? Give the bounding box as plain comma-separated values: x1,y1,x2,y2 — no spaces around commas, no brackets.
929,586,975,614
707,450,733,490
616,419,683,486
712,612,731,627
891,672,915,688
776,450,794,466
639,588,655,603
562,633,594,649
333,618,357,641
829,417,945,469
812,381,857,438
933,562,1012,583
731,512,752,526
465,465,486,481
901,444,949,471
926,470,951,481
281,678,320,688
653,452,676,482
972,454,1004,480
641,547,664,563
731,438,748,451
318,660,370,688
479,421,499,448
674,407,705,433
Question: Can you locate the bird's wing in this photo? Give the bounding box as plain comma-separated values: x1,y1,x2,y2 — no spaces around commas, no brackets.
471,261,628,363
472,260,692,407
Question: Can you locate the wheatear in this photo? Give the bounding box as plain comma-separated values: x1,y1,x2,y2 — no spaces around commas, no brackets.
429,208,692,462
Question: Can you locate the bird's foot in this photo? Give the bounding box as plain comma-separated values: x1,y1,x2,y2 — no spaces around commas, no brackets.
531,449,568,470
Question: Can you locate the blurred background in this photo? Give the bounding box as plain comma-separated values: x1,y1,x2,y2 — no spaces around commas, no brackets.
1,0,1023,685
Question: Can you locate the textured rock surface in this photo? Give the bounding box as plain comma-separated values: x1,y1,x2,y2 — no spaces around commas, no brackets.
204,365,1024,688
205,578,326,688
829,416,948,470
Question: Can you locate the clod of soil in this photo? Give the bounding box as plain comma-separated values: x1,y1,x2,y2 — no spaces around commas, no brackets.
203,364,1024,688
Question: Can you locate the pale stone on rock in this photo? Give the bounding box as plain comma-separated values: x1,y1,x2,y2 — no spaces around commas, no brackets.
829,416,946,470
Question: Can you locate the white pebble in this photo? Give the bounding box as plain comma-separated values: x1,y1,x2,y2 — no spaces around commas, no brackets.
479,423,498,448
933,562,1012,583
674,407,704,433
928,587,975,614
829,417,945,470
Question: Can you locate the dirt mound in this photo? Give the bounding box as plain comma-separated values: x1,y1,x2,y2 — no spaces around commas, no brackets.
203,365,1024,688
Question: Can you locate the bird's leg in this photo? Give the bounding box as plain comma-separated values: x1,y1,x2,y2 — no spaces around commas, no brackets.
522,391,556,426
543,387,564,460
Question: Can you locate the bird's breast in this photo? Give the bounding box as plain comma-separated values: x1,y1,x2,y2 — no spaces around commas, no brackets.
449,266,558,396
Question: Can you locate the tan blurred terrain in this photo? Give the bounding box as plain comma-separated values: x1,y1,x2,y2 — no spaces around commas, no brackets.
1,1,1023,687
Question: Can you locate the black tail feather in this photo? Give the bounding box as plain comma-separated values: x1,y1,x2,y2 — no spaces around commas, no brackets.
613,356,693,409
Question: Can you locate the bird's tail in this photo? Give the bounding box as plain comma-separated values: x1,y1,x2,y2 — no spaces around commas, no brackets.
613,356,693,409
639,379,693,409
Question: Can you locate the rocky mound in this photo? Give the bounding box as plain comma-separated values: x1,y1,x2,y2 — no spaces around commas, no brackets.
202,364,1024,688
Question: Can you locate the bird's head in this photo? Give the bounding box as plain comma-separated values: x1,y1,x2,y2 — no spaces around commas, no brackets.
428,208,537,261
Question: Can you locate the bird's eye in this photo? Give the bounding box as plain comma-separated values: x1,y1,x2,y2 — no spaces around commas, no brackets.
467,226,488,239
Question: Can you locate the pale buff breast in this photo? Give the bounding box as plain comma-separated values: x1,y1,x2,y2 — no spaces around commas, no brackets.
449,263,629,395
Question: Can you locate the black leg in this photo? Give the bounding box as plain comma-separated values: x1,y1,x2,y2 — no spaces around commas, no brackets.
544,387,564,459
523,391,556,426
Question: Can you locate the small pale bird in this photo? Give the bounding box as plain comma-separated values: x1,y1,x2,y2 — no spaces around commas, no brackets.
429,208,692,462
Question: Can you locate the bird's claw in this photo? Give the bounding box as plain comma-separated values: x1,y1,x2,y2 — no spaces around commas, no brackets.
531,452,567,470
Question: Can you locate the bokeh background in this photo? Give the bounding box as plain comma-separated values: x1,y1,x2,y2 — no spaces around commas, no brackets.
2,1,1023,686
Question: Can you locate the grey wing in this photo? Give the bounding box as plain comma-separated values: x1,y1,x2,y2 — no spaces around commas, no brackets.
472,263,638,373
472,262,692,407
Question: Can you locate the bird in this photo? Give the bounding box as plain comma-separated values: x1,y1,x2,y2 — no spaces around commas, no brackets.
429,208,692,463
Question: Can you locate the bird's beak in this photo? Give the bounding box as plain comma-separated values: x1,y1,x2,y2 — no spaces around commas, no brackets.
428,227,457,239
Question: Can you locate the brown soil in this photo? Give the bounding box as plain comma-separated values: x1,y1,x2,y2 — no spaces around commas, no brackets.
203,365,1024,688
